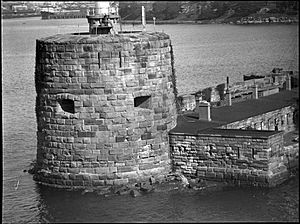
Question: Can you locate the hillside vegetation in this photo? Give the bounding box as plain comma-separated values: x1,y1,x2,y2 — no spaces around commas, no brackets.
119,1,299,22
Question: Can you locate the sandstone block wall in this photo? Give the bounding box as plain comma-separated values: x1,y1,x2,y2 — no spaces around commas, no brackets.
267,142,299,186
221,106,295,132
34,32,177,188
169,130,290,187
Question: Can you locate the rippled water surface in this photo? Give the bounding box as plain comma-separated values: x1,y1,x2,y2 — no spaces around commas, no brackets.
2,17,299,223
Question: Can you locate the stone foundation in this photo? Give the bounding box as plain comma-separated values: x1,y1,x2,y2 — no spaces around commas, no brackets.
169,129,298,187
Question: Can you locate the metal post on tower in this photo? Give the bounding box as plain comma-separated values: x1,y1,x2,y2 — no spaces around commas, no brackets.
142,6,146,32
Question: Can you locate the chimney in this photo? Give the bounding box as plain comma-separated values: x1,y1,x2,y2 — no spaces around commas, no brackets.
198,101,211,121
95,2,101,15
225,76,232,106
225,89,232,106
253,84,258,99
286,74,291,91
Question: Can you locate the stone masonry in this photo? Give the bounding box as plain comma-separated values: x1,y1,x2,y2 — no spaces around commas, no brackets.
34,32,178,188
169,129,293,187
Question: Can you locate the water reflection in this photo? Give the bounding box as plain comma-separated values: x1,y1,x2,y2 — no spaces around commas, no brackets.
33,174,298,223
3,17,298,223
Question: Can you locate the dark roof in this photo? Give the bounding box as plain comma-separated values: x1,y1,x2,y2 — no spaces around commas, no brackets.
171,114,224,135
211,88,298,124
170,88,298,135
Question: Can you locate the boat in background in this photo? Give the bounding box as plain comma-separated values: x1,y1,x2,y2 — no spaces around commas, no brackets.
40,6,87,20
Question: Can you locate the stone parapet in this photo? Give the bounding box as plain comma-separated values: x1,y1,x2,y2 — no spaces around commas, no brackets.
221,106,295,132
177,70,298,112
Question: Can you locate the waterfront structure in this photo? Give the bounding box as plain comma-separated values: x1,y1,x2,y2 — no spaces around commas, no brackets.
34,2,177,188
171,87,298,187
34,2,298,189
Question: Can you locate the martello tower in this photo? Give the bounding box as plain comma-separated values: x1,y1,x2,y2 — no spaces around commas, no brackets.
34,2,178,188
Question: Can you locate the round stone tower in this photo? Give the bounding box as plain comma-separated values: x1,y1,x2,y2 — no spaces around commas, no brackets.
34,31,178,188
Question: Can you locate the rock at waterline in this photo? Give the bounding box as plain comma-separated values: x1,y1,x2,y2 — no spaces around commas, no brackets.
188,178,198,188
130,189,142,197
149,176,155,185
177,173,189,187
114,185,130,195
28,167,36,174
95,186,111,196
81,188,94,195
140,182,154,192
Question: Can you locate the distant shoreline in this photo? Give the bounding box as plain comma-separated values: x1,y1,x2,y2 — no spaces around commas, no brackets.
2,14,41,19
2,14,298,26
122,20,211,25
121,19,298,25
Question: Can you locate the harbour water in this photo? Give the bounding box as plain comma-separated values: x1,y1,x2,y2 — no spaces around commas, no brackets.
2,17,299,223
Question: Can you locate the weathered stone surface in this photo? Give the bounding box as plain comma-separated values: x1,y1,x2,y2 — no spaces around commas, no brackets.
169,129,295,187
130,189,142,197
140,181,154,192
35,32,177,188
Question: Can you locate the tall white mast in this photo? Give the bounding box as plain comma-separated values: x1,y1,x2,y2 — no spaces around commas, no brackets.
142,6,146,32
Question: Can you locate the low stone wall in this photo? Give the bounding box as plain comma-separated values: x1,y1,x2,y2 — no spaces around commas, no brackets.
176,70,297,112
178,86,283,112
221,106,295,133
169,129,295,187
260,87,279,97
282,143,299,169
267,142,299,186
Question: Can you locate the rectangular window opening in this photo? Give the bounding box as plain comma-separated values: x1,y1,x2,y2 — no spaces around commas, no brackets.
134,95,151,109
58,99,75,114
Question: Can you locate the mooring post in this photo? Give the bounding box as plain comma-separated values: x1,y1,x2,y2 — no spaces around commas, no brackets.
286,74,291,91
253,84,258,99
226,76,232,106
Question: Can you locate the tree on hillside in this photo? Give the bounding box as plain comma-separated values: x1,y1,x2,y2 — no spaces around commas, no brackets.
118,1,299,21
228,1,262,17
275,1,299,14
196,1,231,20
210,1,230,17
152,1,182,20
119,2,142,20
